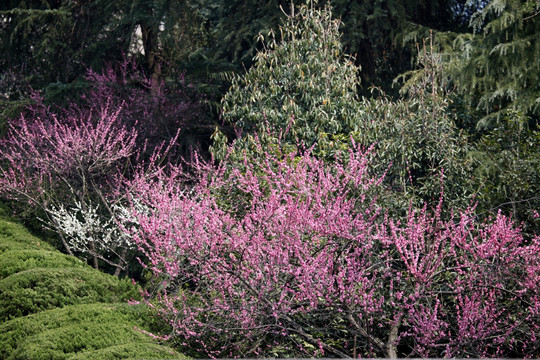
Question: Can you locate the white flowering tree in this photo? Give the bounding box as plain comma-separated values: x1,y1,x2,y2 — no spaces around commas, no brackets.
48,201,134,277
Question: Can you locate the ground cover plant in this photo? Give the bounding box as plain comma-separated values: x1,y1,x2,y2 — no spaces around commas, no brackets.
0,303,180,360
0,211,185,359
0,267,137,321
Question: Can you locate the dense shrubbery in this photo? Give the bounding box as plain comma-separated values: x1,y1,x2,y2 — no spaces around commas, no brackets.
0,59,208,275
66,342,181,360
0,303,182,360
127,139,540,358
217,5,360,159
0,249,85,278
1,303,150,359
0,219,56,254
10,323,163,360
0,267,137,321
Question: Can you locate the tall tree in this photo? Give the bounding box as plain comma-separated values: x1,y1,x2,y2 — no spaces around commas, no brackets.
216,3,361,160
435,0,540,127
0,1,125,88
0,0,208,99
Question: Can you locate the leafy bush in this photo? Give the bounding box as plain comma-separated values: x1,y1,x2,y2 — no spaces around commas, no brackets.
471,111,539,238
215,3,360,160
0,249,85,279
216,4,474,217
0,267,138,321
0,58,208,275
0,99,138,272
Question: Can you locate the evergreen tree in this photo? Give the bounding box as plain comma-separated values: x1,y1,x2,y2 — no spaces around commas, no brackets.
436,0,539,126
328,0,474,91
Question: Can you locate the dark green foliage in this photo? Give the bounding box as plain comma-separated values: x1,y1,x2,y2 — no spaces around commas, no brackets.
427,0,540,126
0,249,85,279
217,3,361,159
0,267,139,321
192,0,288,69
353,93,474,212
472,111,539,236
0,1,125,89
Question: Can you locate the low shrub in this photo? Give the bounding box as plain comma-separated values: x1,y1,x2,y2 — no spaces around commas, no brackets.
0,267,139,321
0,249,85,279
7,322,177,360
65,342,183,360
0,303,142,358
0,219,55,254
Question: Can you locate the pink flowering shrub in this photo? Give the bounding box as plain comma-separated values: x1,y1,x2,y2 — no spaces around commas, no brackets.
0,58,206,275
78,58,207,160
126,142,540,358
0,98,138,273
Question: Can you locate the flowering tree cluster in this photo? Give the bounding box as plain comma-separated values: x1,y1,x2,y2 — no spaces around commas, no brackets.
126,142,540,358
78,58,207,160
0,57,203,275
0,100,137,274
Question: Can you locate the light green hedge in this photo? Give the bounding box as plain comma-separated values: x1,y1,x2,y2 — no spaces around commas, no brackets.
0,219,56,253
0,249,85,279
0,206,185,359
0,267,139,321
0,303,182,360
66,342,181,360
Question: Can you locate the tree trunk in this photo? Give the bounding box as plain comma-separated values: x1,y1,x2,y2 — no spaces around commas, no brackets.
386,315,401,358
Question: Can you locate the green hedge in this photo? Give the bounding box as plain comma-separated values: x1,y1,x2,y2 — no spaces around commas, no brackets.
0,219,55,253
66,342,182,360
0,267,139,321
0,206,185,359
0,249,85,279
9,323,162,360
0,303,143,356
0,303,183,360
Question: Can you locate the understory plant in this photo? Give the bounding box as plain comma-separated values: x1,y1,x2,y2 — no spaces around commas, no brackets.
125,139,540,358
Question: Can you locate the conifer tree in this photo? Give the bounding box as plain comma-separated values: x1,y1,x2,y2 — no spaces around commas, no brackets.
438,0,539,126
